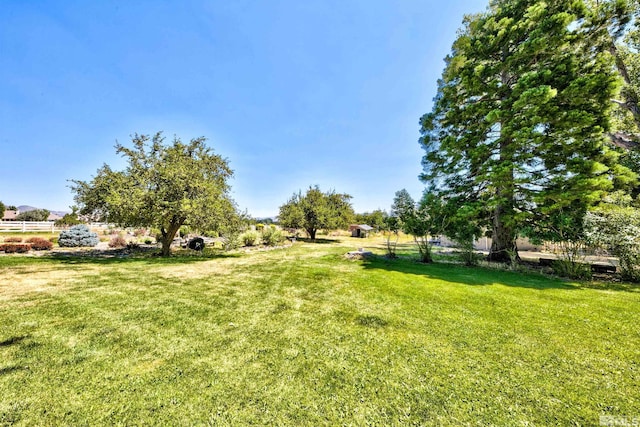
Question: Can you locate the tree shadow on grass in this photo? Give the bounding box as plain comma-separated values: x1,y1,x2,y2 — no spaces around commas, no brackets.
297,237,342,244
0,335,29,347
360,255,584,291
46,250,241,266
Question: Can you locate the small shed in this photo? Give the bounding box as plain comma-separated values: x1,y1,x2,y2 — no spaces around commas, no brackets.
349,224,373,238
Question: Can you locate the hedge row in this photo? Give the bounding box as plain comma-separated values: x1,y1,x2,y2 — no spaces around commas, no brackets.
0,238,53,253
0,243,32,253
26,237,53,250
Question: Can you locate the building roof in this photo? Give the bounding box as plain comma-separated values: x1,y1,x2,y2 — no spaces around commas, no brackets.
350,224,374,231
47,213,63,221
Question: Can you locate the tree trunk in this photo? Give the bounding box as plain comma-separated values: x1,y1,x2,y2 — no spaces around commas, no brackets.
160,221,182,257
488,129,519,263
415,236,433,263
487,208,518,263
307,228,317,240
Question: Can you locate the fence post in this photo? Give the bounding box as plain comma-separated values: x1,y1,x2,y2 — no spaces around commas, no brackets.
22,222,26,232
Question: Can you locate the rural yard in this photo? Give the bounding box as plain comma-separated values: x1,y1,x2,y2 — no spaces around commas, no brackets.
1,237,638,425
3,0,640,425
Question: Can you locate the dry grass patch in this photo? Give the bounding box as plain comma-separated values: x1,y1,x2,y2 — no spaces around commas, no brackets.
0,264,103,301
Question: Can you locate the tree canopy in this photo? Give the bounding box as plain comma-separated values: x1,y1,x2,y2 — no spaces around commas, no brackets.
420,0,626,261
16,209,50,222
278,186,354,240
72,132,236,256
354,209,388,231
391,189,448,263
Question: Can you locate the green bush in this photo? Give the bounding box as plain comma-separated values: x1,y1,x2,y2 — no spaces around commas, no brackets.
585,204,640,282
222,234,241,251
240,230,259,246
552,259,592,280
179,226,191,238
262,227,284,246
58,225,99,248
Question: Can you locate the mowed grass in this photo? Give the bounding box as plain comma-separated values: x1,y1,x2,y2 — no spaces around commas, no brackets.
1,239,639,425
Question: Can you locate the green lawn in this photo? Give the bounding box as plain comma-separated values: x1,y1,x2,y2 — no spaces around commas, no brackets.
1,239,639,425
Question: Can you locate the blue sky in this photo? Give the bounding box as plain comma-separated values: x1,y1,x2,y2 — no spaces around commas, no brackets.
1,0,487,217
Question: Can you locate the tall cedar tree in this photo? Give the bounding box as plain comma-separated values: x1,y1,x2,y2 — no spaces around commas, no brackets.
420,0,618,261
72,133,236,256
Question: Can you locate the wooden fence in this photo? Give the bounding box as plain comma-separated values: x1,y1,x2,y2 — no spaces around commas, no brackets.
0,221,59,232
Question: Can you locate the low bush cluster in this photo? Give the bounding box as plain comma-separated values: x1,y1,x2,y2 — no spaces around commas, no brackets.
4,237,22,243
0,243,31,253
58,225,99,248
26,237,53,251
241,230,260,247
551,259,592,280
108,235,128,248
262,227,284,246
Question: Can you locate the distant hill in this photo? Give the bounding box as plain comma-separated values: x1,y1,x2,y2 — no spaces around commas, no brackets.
16,205,69,217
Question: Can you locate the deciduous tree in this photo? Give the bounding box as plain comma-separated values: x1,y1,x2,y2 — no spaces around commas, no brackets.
278,186,354,240
16,209,50,222
72,132,236,256
392,189,448,263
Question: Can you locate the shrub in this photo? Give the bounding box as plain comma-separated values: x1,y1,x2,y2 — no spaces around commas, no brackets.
0,243,31,253
126,241,140,250
144,238,153,245
108,235,127,248
55,212,82,227
552,259,592,280
456,241,482,267
222,234,241,251
262,227,284,246
241,230,259,246
58,225,99,247
49,237,59,245
4,237,22,243
179,226,191,238
585,203,640,282
25,237,53,251
133,228,147,237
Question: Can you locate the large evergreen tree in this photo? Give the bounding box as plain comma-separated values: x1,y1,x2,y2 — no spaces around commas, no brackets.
420,0,619,261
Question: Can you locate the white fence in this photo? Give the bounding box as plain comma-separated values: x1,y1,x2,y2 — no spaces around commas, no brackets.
0,221,111,233
0,221,59,232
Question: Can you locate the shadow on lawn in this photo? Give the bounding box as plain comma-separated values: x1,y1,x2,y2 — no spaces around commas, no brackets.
47,250,240,266
0,335,29,347
297,237,342,244
360,255,585,291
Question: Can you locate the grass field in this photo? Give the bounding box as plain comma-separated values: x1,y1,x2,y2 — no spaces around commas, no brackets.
1,238,639,425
